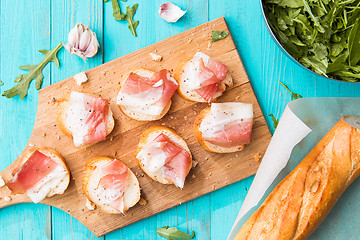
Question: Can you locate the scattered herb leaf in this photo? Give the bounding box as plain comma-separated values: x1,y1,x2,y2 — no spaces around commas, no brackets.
279,81,302,100
263,0,360,82
104,0,109,2
156,226,195,240
268,113,279,130
211,31,229,42
111,0,126,20
125,4,139,37
2,42,62,99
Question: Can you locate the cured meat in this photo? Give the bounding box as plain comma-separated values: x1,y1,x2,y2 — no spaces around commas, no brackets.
194,83,219,103
199,102,254,148
117,70,178,116
6,151,59,194
95,159,128,213
137,133,191,188
67,92,109,147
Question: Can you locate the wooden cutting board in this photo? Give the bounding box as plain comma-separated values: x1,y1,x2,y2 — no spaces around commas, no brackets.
0,17,271,237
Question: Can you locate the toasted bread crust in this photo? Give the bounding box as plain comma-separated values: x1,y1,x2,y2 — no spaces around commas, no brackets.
56,91,115,143
193,107,245,153
82,156,140,214
117,69,173,121
136,126,192,186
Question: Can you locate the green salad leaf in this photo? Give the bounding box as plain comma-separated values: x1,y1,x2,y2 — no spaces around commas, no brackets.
125,4,139,37
2,42,62,99
280,81,302,100
268,113,279,130
211,31,229,42
111,0,126,20
156,226,195,240
263,0,360,82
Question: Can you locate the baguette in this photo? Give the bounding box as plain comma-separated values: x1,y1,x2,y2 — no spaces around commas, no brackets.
235,116,360,240
136,126,192,188
56,92,115,147
6,147,70,203
82,156,140,214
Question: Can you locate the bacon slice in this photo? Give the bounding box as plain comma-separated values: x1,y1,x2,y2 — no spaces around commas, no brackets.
117,70,178,116
67,92,109,147
199,102,254,148
95,159,129,213
6,151,59,194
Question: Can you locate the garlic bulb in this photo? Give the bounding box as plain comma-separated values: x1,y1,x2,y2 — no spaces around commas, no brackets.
159,2,187,23
64,23,99,61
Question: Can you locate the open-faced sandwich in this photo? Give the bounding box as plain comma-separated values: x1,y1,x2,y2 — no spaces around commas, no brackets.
82,157,140,214
136,126,192,188
194,102,253,153
116,69,178,121
5,147,70,203
174,52,233,103
56,91,115,147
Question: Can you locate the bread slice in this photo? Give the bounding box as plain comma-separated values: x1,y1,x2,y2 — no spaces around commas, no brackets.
194,107,245,153
56,92,115,145
82,156,140,214
10,147,70,201
117,69,173,121
136,126,192,187
174,58,233,103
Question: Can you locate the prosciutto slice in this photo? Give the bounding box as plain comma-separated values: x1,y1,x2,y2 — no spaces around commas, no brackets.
94,159,129,213
136,133,191,188
188,52,229,102
7,151,59,194
117,70,178,116
66,92,109,147
199,102,254,148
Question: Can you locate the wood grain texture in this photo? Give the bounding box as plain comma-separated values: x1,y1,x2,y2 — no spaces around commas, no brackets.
1,0,360,239
0,17,271,237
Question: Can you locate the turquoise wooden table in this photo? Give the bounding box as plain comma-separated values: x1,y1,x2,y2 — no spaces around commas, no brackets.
1,0,360,239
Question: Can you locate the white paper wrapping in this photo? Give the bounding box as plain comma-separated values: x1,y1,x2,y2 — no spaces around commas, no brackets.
227,97,360,240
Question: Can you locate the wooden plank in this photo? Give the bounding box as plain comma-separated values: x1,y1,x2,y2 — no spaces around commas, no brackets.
49,0,104,239
0,17,271,237
0,0,52,239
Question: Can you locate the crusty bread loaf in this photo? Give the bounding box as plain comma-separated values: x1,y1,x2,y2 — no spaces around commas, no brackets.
12,147,70,199
136,126,192,186
193,107,245,153
235,116,360,240
82,156,140,214
174,59,233,103
56,92,115,141
117,69,172,121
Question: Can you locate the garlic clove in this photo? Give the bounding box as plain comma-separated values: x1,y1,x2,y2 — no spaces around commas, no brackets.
159,2,186,23
64,23,100,62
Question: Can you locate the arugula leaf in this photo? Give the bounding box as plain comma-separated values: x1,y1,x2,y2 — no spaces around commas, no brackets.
156,226,195,240
268,113,279,130
110,0,126,20
125,4,139,37
2,42,62,99
263,0,360,82
279,81,302,100
104,0,109,2
211,31,229,42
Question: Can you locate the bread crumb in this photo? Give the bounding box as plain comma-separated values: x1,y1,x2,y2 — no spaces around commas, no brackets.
139,197,147,206
110,136,114,141
192,174,196,178
254,153,262,162
212,185,216,190
73,72,88,86
42,133,46,137
57,136,61,140
3,196,11,202
192,160,198,168
208,172,212,176
184,116,188,120
185,37,192,43
86,199,96,211
0,177,5,187
149,53,162,62
28,144,34,147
